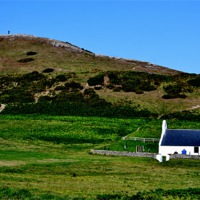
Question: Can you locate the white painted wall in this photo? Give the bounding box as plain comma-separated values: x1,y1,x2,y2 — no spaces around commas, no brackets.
159,146,199,156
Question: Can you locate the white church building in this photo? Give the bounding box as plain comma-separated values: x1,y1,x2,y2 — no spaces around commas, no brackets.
158,120,200,157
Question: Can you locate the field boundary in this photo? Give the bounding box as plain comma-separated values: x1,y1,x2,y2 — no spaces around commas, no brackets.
90,150,200,160
122,137,159,143
90,149,156,158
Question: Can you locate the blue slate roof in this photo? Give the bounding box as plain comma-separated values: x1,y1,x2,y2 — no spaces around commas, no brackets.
161,129,200,146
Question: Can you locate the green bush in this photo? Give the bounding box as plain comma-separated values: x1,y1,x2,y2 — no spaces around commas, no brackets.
162,83,187,99
42,68,54,73
188,75,200,87
163,84,182,94
54,85,66,91
135,89,144,94
83,88,96,96
53,91,84,103
0,88,35,103
26,51,37,56
107,71,121,85
21,71,45,82
65,81,83,90
87,73,104,86
38,95,54,102
18,57,34,63
55,74,68,82
162,94,187,99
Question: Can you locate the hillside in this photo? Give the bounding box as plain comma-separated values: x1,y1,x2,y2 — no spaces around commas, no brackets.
0,34,200,117
0,34,179,75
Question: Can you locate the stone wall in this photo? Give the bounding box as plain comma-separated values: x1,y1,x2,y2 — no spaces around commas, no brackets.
90,150,200,160
90,150,156,158
170,154,200,159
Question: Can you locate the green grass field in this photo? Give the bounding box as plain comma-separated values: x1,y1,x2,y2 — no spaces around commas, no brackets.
0,114,200,199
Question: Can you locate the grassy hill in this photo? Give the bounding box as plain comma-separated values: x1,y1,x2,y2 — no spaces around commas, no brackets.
0,34,179,75
0,34,200,117
1,34,200,199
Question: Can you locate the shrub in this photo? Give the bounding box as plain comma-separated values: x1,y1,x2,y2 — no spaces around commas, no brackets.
87,73,104,86
107,71,121,85
83,88,96,96
18,57,34,63
42,68,54,73
26,51,37,55
0,89,35,103
65,81,83,90
162,94,174,99
21,71,45,82
55,74,68,82
162,94,187,99
163,84,182,94
135,89,144,94
121,80,137,92
188,75,200,87
54,86,66,91
141,83,156,91
162,83,187,99
38,96,54,102
54,91,84,103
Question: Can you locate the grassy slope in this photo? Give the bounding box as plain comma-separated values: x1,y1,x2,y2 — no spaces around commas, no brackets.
96,87,200,115
0,35,178,76
0,114,200,199
1,35,200,115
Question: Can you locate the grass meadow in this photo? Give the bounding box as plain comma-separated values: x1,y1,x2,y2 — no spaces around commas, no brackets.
0,114,200,199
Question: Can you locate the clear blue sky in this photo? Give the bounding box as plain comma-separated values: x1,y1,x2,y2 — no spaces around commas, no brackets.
1,0,200,74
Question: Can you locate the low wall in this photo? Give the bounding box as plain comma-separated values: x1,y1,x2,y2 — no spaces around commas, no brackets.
90,150,200,160
170,154,200,159
90,150,156,158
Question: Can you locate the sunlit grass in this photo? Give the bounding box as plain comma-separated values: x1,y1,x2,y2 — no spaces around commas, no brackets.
0,114,200,198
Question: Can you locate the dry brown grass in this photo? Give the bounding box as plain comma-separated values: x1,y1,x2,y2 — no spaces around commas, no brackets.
0,34,179,76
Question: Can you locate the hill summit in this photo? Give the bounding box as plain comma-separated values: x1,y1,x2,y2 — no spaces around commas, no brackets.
0,34,179,75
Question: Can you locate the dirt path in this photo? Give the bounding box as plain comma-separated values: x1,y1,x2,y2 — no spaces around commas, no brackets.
187,105,200,110
0,104,6,113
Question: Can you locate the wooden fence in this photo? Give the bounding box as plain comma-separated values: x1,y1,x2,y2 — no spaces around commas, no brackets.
123,137,160,143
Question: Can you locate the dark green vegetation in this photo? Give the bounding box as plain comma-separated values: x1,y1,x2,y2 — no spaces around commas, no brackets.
0,35,200,199
0,115,200,199
1,70,200,120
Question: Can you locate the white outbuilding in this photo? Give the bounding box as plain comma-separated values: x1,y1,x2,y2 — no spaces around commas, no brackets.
158,120,200,157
